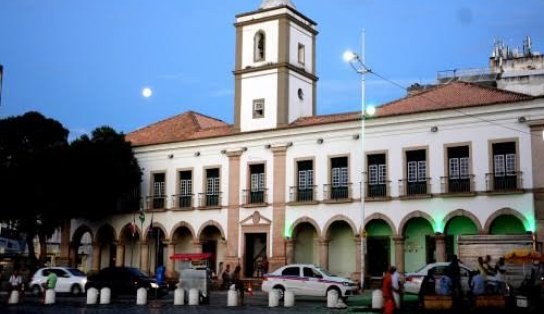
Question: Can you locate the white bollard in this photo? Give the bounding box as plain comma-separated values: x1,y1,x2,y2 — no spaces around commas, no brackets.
174,287,185,305
136,287,147,305
371,289,383,309
8,290,20,304
44,289,56,305
227,286,238,307
100,287,111,305
284,290,295,307
268,289,280,307
188,288,199,306
327,289,339,308
86,287,98,305
336,296,347,309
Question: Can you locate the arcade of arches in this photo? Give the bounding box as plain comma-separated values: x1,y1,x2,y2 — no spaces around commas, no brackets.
67,211,530,280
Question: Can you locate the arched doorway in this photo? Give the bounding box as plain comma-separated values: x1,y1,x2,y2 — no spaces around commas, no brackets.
199,225,223,276
403,217,434,273
445,216,478,258
96,225,116,269
327,221,356,278
293,222,319,265
490,215,525,235
71,225,93,272
120,224,141,268
366,219,393,277
171,225,195,275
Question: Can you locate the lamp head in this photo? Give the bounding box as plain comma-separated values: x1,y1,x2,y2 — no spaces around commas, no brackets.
343,50,358,62
365,105,376,116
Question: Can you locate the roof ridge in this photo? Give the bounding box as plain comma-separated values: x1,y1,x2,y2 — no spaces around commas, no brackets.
128,111,198,135
187,110,227,130
454,81,533,98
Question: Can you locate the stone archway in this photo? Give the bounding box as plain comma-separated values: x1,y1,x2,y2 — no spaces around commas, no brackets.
95,224,116,270
326,220,357,278
119,223,141,268
365,218,394,277
444,210,480,259
198,222,225,275
291,221,320,266
71,225,93,272
401,215,434,273
484,208,528,234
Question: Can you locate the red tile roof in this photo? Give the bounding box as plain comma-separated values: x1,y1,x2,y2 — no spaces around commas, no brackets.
126,82,534,146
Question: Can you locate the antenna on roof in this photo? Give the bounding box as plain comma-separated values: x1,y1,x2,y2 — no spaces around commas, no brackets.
523,36,532,57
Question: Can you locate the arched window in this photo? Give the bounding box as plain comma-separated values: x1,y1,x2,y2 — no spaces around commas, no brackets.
254,31,265,61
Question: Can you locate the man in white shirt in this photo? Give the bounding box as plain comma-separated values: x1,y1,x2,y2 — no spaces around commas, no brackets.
391,266,402,309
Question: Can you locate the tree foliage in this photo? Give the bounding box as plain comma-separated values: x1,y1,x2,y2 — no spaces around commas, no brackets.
0,112,141,265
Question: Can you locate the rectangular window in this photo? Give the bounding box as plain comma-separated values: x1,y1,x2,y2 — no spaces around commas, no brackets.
206,170,220,195
406,150,427,182
448,146,470,180
297,160,313,190
153,173,165,196
331,157,348,187
179,171,192,196
298,43,305,65
253,99,265,119
492,141,518,190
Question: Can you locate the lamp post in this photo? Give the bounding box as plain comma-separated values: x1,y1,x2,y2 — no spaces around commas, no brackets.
344,30,372,290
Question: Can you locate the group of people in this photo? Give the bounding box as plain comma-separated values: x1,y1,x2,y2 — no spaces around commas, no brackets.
220,264,245,304
1,267,57,304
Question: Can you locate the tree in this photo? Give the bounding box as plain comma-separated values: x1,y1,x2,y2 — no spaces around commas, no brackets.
68,126,141,220
0,111,70,266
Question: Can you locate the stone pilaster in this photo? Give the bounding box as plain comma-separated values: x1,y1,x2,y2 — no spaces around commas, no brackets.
285,240,294,265
393,236,405,273
140,242,149,273
91,242,101,272
270,144,289,271
225,149,243,267
166,242,175,279
319,239,329,269
115,243,125,267
354,237,362,282
193,241,203,253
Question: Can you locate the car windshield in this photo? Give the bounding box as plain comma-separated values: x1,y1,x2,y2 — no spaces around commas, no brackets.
317,267,336,277
129,268,149,278
67,268,86,277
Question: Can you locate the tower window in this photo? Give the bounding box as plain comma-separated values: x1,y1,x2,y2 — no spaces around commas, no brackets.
298,43,305,65
253,99,265,119
254,31,266,62
297,88,304,100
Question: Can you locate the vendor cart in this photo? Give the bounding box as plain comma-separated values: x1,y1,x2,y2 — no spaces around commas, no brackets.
170,253,213,304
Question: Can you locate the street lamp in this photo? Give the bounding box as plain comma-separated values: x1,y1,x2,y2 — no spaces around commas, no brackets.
344,31,372,290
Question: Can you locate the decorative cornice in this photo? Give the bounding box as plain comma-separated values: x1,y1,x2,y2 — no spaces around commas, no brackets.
234,62,318,81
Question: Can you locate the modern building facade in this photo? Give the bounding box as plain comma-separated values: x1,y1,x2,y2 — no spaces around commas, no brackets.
66,0,544,282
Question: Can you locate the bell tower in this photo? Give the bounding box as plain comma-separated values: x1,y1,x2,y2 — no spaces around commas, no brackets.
233,0,318,132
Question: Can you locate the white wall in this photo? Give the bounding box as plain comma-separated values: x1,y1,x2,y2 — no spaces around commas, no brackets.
241,21,279,68
289,22,313,73
288,71,313,123
240,70,279,132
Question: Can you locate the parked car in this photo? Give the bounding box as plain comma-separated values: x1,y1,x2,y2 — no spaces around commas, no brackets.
262,264,358,299
404,262,504,295
29,267,87,296
85,267,168,297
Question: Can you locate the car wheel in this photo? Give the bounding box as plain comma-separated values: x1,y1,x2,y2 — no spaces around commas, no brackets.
327,286,342,298
71,284,82,296
31,285,42,296
273,285,285,301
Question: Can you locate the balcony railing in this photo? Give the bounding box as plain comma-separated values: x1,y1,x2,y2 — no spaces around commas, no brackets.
399,179,431,197
323,183,352,201
440,175,475,194
486,172,523,192
242,189,268,206
198,192,222,208
365,182,391,198
145,195,166,210
289,186,317,203
171,194,194,209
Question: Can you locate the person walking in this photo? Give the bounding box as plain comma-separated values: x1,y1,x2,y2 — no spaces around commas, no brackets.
232,265,244,305
382,266,396,314
6,269,23,304
221,264,232,290
391,266,402,310
447,254,462,307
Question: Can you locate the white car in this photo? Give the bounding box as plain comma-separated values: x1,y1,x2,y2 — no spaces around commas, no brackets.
404,262,473,295
29,267,87,296
262,264,358,299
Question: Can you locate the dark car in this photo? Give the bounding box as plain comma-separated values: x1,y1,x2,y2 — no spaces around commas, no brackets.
85,267,168,297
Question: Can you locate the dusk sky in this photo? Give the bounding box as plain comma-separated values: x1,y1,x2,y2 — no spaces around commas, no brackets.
1,0,543,140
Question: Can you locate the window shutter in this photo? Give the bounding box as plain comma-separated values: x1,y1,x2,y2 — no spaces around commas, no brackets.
506,154,516,176
418,161,427,182
459,157,469,179
449,158,460,179
298,171,307,189
494,155,505,177
379,164,386,184
408,161,417,182
369,165,378,185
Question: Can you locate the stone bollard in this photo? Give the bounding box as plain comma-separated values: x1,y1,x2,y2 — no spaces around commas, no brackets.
371,289,383,309
327,289,339,308
136,287,147,305
100,287,111,305
188,288,199,306
8,290,20,304
86,287,98,305
268,289,280,307
174,287,185,305
227,285,238,307
45,289,56,305
336,296,347,309
284,290,295,307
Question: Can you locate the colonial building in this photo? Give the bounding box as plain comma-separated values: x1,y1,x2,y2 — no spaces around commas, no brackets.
67,0,544,282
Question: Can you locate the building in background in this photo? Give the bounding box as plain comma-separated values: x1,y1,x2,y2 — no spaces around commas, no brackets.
63,0,544,283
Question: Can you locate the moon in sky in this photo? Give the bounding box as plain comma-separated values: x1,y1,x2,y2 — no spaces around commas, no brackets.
142,87,153,98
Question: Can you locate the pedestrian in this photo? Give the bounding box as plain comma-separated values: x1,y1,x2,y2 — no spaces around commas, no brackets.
155,264,165,284
419,268,436,307
382,266,396,314
6,269,23,303
391,266,402,310
221,264,232,290
446,254,462,306
469,270,485,296
477,256,489,280
262,256,269,274
232,265,244,305
483,255,496,276
41,270,57,304
437,275,452,296
494,257,508,294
